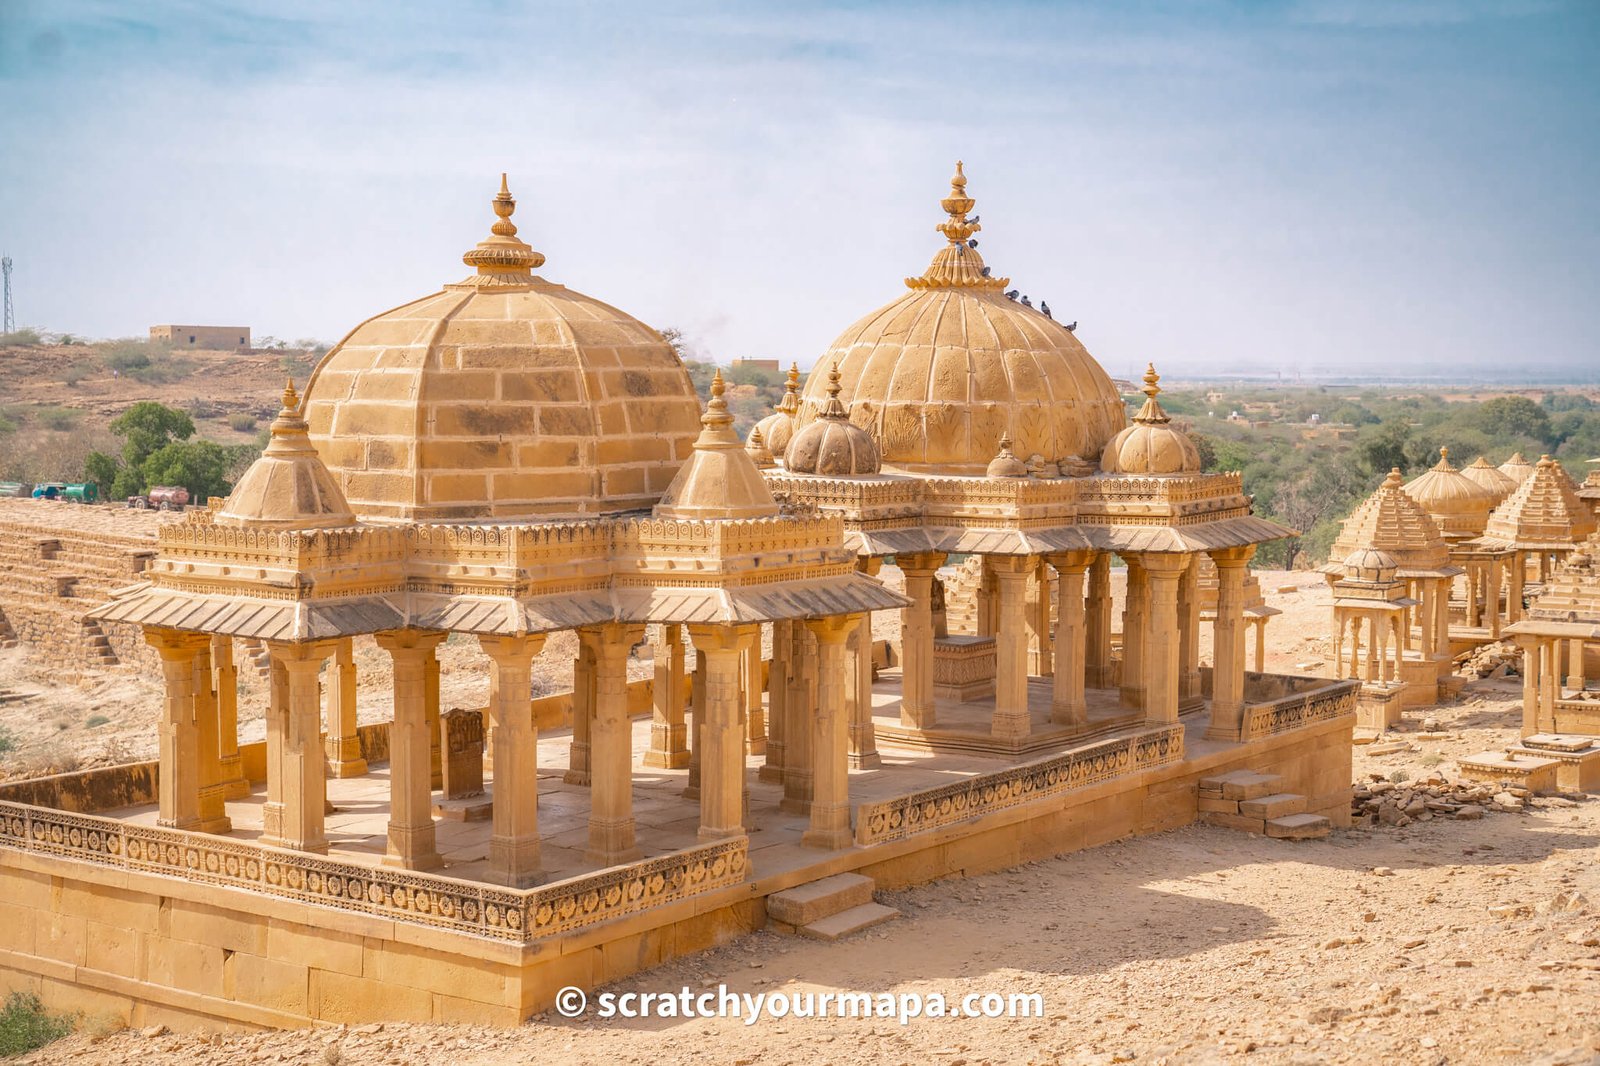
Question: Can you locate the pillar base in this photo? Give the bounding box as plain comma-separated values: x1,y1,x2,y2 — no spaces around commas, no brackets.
757,765,785,784
847,751,882,770
487,839,541,888
991,710,1031,739
642,750,691,770
747,736,767,757
260,837,329,856
328,758,368,779
800,827,854,851
218,756,248,800
384,825,443,872
681,784,700,800
563,770,592,787
779,796,813,817
586,818,640,868
899,708,936,730
1049,701,1086,728
195,815,232,835
1204,724,1243,743
697,825,743,842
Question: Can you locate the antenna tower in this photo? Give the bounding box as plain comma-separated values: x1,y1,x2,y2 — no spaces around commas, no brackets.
1,256,12,335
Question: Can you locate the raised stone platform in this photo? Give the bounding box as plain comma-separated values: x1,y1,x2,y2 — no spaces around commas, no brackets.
1508,734,1600,792
1457,750,1561,792
931,635,995,703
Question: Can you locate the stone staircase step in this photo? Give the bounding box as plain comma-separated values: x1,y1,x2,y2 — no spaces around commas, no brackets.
768,872,875,928
798,902,901,942
1198,770,1282,801
1239,792,1308,819
1265,813,1331,840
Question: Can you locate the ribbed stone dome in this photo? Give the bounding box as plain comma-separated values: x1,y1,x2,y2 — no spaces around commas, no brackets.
784,364,882,477
1099,364,1201,476
303,176,703,522
793,163,1126,476
1403,447,1497,537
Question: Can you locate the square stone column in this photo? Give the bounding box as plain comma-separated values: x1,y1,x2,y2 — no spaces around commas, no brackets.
780,623,818,815
1047,551,1093,728
1026,559,1053,676
1516,637,1539,738
213,635,248,799
478,633,547,888
1506,552,1524,623
1540,638,1559,734
1206,545,1255,741
687,623,758,840
846,614,880,768
684,655,707,800
803,614,857,850
1085,552,1113,688
1568,637,1586,692
990,556,1033,739
759,620,790,783
897,551,948,729
189,639,231,833
146,628,213,831
582,623,645,866
644,623,689,769
1178,555,1202,705
743,632,766,757
1119,556,1148,710
1136,554,1188,727
322,637,366,779
425,648,443,790
262,640,336,854
375,630,448,871
565,638,596,785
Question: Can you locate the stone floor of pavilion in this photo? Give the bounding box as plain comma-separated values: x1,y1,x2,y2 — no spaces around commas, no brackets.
106,677,1239,888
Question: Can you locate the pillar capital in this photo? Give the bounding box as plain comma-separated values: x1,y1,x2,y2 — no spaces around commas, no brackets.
988,554,1034,577
855,555,883,577
144,627,213,658
896,550,948,575
1045,549,1095,575
804,613,859,645
477,631,548,666
374,628,448,655
1208,544,1257,569
686,623,759,656
577,622,645,662
1130,552,1191,577
264,639,339,670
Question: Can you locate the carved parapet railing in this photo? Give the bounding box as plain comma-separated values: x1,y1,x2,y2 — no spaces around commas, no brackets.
852,724,1184,846
0,801,747,944
1241,679,1360,741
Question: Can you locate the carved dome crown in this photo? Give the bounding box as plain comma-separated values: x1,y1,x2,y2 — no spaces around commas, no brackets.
1098,364,1201,476
792,162,1126,475
302,176,703,522
784,364,882,477
1402,447,1497,536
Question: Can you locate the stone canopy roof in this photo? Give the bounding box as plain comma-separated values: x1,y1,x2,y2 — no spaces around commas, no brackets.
1461,456,1518,505
1506,532,1600,639
1326,469,1454,577
788,163,1127,476
1403,447,1496,537
1480,455,1597,551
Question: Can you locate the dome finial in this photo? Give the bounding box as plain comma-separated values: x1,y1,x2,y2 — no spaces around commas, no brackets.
776,361,802,415
280,377,299,415
1131,362,1172,426
1384,467,1404,488
909,161,1007,291
745,424,776,468
460,174,546,284
986,432,1029,478
820,361,849,420
703,369,734,430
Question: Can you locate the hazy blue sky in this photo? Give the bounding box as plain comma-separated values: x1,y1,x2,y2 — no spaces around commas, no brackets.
1,0,1596,379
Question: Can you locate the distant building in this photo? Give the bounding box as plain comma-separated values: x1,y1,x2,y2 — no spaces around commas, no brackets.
150,325,251,350
729,357,780,373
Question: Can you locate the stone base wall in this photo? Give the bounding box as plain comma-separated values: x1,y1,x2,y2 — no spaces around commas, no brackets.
0,712,1352,1031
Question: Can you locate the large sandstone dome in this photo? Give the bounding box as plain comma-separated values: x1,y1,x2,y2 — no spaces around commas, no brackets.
792,163,1126,476
303,177,702,522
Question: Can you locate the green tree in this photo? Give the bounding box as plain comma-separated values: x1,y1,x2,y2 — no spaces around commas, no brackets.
140,440,232,502
85,401,202,499
1356,420,1411,477
1473,396,1551,444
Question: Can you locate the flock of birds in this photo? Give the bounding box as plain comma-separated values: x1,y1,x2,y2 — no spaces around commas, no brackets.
960,232,1078,332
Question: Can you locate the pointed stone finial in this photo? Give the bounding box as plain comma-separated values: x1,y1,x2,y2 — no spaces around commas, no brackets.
776,361,802,416
986,431,1029,478
908,161,1007,291
280,377,299,415
1384,467,1404,488
1431,445,1457,471
745,424,775,468
1131,362,1172,426
702,369,733,430
460,174,545,283
819,361,850,420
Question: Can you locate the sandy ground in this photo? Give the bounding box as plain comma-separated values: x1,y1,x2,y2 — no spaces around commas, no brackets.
9,573,1600,1064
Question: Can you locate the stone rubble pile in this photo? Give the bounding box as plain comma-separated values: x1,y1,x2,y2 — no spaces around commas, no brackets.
1349,770,1568,826
1455,640,1522,679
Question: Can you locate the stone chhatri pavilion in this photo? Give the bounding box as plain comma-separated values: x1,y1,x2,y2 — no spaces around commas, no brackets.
0,167,1356,1030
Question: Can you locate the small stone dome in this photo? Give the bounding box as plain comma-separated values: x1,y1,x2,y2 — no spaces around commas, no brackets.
794,163,1126,475
985,434,1030,478
654,371,779,521
745,425,776,469
1499,452,1535,485
784,364,882,477
1099,364,1201,476
1461,455,1518,504
217,380,356,530
303,175,703,522
750,363,802,458
1342,547,1398,584
1403,447,1497,536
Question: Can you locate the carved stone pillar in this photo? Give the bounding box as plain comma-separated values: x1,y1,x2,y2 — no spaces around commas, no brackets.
1178,555,1202,705
897,551,947,729
1085,552,1113,688
1026,558,1053,676
322,636,366,779
684,655,706,800
687,624,757,839
1568,637,1586,693
803,615,856,850
1047,551,1092,729
1517,637,1539,738
1206,546,1254,740
1507,552,1524,623
213,634,247,799
760,620,790,783
846,614,880,768
583,623,644,866
1417,581,1435,658
1138,555,1187,727
424,647,443,790
743,631,766,757
1539,638,1559,734
374,630,446,871
565,638,595,786
992,556,1032,739
262,640,336,853
478,633,546,888
780,623,817,815
146,629,212,831
187,637,232,833
644,623,689,769
1120,556,1148,710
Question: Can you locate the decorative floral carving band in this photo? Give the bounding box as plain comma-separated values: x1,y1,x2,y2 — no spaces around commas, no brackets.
0,803,747,943
1242,682,1359,741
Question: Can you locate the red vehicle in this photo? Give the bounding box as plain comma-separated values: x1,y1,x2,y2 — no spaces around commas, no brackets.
127,486,190,511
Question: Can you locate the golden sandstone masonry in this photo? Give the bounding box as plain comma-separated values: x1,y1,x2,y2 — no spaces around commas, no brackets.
0,166,1366,1030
